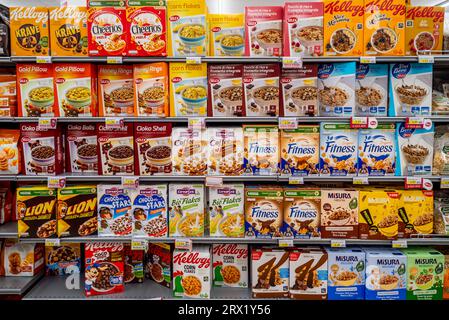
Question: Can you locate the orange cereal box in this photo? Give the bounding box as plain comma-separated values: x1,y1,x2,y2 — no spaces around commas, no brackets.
9,7,50,56
405,6,444,56
323,0,364,56
49,7,88,56
364,0,406,56
133,62,168,117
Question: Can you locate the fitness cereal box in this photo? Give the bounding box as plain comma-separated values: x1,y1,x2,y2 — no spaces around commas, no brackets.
65,123,98,173
209,13,244,57
213,244,248,288
207,127,244,176
397,189,434,238
243,125,279,176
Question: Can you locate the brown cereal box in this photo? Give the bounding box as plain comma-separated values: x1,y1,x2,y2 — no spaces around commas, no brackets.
145,243,172,288
124,244,144,283
207,127,244,176
65,123,98,173
243,125,279,176
45,243,81,275
212,244,248,288
3,240,44,276
0,71,17,117
171,128,207,176
397,189,433,238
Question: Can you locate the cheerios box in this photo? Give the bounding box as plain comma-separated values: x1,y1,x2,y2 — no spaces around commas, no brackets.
212,244,248,288
355,63,389,117
208,14,244,57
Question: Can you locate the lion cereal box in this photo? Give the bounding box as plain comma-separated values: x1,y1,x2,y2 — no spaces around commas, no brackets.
145,243,171,288
172,127,207,176
0,71,17,117
133,62,168,117
364,0,406,56
213,244,248,288
209,14,244,57
3,240,44,276
243,125,279,176
398,189,434,238
0,129,20,175
49,7,88,56
10,7,50,56
207,127,244,176
355,63,389,117
126,0,167,57
65,123,98,173
167,0,208,57
45,243,81,276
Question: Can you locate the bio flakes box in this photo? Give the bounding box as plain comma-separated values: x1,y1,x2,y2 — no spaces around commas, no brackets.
212,244,248,288
208,14,244,57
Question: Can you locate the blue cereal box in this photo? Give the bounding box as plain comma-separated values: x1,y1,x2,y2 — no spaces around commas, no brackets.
357,124,396,176
355,63,388,116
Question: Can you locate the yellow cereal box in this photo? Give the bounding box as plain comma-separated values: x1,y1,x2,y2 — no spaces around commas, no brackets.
364,0,406,56
208,13,244,56
405,6,444,55
323,0,364,56
169,63,207,117
10,7,50,56
397,189,433,238
167,0,208,57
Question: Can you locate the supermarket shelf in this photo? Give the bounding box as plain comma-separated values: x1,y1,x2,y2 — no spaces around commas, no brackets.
0,274,42,295
278,175,440,182
0,221,18,237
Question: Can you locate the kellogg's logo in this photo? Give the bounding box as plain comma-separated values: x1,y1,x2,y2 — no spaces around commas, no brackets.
406,6,444,23
173,251,210,268
365,0,406,15
85,242,124,253
317,64,335,79
213,244,248,259
391,63,411,79
324,0,364,16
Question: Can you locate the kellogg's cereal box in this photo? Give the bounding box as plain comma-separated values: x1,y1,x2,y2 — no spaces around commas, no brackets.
10,7,50,56
172,127,207,176
145,243,171,288
209,14,244,56
355,63,389,116
213,244,248,288
65,123,98,173
398,189,434,238
243,125,279,176
323,0,364,56
123,244,144,283
207,127,244,176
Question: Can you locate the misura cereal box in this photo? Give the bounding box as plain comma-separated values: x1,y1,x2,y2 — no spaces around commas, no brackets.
243,125,279,176
244,186,283,239
355,63,389,117
207,127,244,176
213,244,248,288
398,189,434,238
169,63,207,117
49,6,88,56
323,0,364,56
10,7,50,56
167,0,208,57
172,128,207,176
357,124,396,176
319,123,358,176
365,249,407,300
321,188,359,239
209,184,244,238
327,248,365,300
364,0,406,56
280,126,320,177
435,247,449,299
405,6,444,56
402,248,444,300
284,2,324,57
209,14,244,57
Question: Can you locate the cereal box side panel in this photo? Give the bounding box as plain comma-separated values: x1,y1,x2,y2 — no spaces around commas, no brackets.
355,63,389,116
208,13,245,57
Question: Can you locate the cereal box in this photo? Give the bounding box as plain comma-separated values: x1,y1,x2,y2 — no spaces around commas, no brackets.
251,247,289,298
320,188,359,239
388,63,432,116
87,0,127,56
280,65,318,117
284,2,324,57
167,0,208,57
97,185,133,237
398,189,434,238
327,248,365,300
355,63,389,116
207,64,244,117
243,64,280,117
433,125,449,176
319,123,358,176
16,64,56,117
0,5,9,57
395,123,434,176
172,128,207,176
435,247,449,299
364,0,406,56
283,188,321,239
0,71,17,117
53,63,97,117
317,62,356,117
0,182,13,225
132,184,168,238
402,248,444,300
244,186,283,239
133,62,169,117
16,185,57,238
3,240,44,276
85,242,124,296
213,244,248,288
173,245,211,299
323,0,364,56
49,7,88,56
280,126,320,176
134,123,172,175
126,0,167,57
359,188,399,240
0,129,20,174
145,242,171,288
289,248,328,300
245,6,283,57
124,244,144,283
45,244,81,276
10,7,50,56
209,184,244,238
168,183,205,237
243,125,279,176
209,14,244,56
405,6,444,55
65,123,98,173
207,127,244,176
98,65,135,117
357,124,396,176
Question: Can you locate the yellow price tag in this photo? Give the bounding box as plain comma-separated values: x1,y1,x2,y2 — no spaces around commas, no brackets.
121,176,139,189
188,117,205,129
36,56,51,63
107,56,123,64
278,239,293,247
105,117,124,129
418,55,434,64
441,177,449,189
288,177,304,185
392,240,407,248
131,239,147,250
331,239,346,248
45,238,60,247
353,177,368,185
360,56,376,64
186,57,202,64
175,238,192,251
279,117,298,129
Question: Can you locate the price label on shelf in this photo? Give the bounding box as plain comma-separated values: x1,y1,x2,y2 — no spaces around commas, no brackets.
288,177,304,185
107,56,123,64
36,56,51,63
331,239,346,248
175,238,192,251
418,55,434,64
186,56,202,64
188,117,206,129
360,56,376,64
131,238,148,251
405,117,432,130
404,177,423,189
441,177,449,189
45,238,60,247
350,117,368,129
121,176,139,189
278,117,298,129
38,118,57,130
392,240,407,249
278,239,294,247
281,57,303,69
48,176,66,189
205,176,223,187
105,117,124,129
353,177,369,185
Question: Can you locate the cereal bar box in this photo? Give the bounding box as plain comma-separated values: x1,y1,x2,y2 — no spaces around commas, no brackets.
434,247,449,300
3,240,44,276
145,243,172,288
397,189,434,238
323,0,364,56
355,63,389,117
209,14,244,57
173,245,211,299
65,123,98,173
213,244,248,288
243,125,279,176
171,128,207,176
207,127,244,176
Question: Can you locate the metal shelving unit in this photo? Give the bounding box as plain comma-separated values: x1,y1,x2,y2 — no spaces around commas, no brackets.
0,221,18,237
0,274,42,295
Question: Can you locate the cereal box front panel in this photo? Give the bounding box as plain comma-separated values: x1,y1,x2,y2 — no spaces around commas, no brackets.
171,128,207,176
45,244,81,276
398,189,433,238
145,243,171,288
4,241,44,276
66,124,98,173
0,129,19,174
207,127,244,176
212,244,248,288
243,125,279,176
252,248,289,297
355,63,389,116
209,14,244,57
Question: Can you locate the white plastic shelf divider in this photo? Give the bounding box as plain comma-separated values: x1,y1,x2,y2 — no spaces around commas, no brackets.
0,274,42,295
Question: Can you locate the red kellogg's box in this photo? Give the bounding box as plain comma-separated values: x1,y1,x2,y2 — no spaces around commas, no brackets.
85,242,124,296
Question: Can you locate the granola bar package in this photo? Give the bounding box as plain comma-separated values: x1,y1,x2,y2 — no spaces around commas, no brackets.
124,244,144,283
45,244,81,276
212,244,248,288
145,243,171,288
355,63,389,117
433,125,449,175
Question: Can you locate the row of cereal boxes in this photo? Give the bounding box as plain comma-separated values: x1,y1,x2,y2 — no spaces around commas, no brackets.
2,240,449,301
1,61,436,119
13,183,438,240
4,1,446,58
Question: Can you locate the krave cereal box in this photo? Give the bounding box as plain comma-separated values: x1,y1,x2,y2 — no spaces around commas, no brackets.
209,14,244,57
355,63,389,117
213,244,248,288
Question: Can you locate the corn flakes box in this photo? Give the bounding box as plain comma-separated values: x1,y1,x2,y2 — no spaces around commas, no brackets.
167,0,208,57
213,244,248,288
49,7,88,56
10,7,50,56
243,125,279,176
397,189,433,238
364,0,406,56
169,63,207,117
209,14,244,57
355,63,389,117
323,0,364,56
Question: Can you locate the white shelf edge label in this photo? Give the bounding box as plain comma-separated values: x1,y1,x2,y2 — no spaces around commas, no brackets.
131,238,148,251
36,56,51,63
186,56,202,64
353,177,369,185
105,117,124,129
441,177,449,189
360,56,376,64
107,56,123,64
188,117,205,129
278,239,294,247
278,117,298,129
392,240,407,248
38,117,57,130
205,176,223,187
175,238,192,251
288,176,304,185
404,177,423,189
281,56,303,69
48,176,66,189
331,239,346,248
121,176,139,189
350,116,368,129
418,55,434,64
45,238,60,247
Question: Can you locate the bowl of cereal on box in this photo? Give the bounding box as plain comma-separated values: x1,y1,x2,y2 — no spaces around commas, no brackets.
335,270,358,286
220,34,244,55
221,265,241,285
218,214,244,237
178,24,206,47
414,32,435,53
413,213,433,234
297,26,323,49
65,86,92,109
106,85,134,113
318,85,350,109
107,145,134,167
330,28,356,54
104,34,126,55
415,273,434,290
252,85,279,107
291,86,318,108
218,85,243,109
181,85,208,107
327,208,351,226
141,86,165,109
77,143,98,164
370,27,398,53
377,215,398,238
31,145,55,167
379,274,399,291
182,275,202,297
178,213,204,237
255,28,282,50
28,86,54,109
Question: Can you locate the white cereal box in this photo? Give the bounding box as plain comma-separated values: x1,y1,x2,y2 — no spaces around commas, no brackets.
212,244,248,288
171,128,207,176
355,63,389,117
243,125,279,176
207,127,244,176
